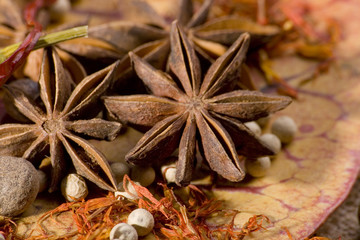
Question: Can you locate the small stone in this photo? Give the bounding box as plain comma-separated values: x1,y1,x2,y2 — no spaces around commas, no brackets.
260,133,282,154
0,156,39,216
245,156,271,178
131,166,155,187
61,174,88,202
37,170,48,193
127,208,155,236
271,116,297,144
244,121,262,136
111,162,130,183
110,222,138,240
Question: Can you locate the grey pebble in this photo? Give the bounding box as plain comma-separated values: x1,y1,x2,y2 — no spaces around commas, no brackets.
0,156,39,216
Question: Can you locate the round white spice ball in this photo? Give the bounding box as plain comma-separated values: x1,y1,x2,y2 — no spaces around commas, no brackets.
244,121,262,136
111,162,130,183
165,168,177,183
0,233,5,240
130,166,156,187
271,116,297,144
110,222,138,240
61,174,88,202
127,208,155,236
260,133,282,154
161,164,176,183
245,156,271,178
37,169,48,193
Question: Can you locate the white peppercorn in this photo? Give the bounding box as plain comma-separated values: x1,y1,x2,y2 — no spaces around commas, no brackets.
111,162,130,183
61,174,88,202
161,163,176,183
245,156,271,178
37,169,48,193
271,116,297,144
260,133,282,154
244,121,262,136
110,222,138,240
131,166,156,187
127,208,155,236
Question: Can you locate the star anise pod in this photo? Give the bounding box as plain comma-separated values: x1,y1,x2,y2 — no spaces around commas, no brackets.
0,47,121,192
81,0,279,94
0,0,28,47
89,0,280,62
103,22,291,186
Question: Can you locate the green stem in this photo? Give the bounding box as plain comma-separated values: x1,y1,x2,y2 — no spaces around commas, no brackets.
0,25,88,62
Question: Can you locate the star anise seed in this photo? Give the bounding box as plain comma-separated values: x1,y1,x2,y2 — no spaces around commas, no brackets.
104,22,291,186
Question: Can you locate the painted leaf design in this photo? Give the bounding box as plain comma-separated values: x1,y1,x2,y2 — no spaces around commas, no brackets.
7,1,360,239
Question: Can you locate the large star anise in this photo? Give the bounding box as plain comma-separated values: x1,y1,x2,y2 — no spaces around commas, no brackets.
103,22,291,186
0,47,121,192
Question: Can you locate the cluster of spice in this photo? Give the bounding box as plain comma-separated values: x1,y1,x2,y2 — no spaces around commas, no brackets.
0,0,335,239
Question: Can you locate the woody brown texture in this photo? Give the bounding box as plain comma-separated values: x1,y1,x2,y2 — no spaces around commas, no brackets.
104,22,291,186
0,47,121,192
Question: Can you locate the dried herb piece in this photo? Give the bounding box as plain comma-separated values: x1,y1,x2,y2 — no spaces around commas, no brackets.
0,47,121,192
28,175,269,239
104,22,291,186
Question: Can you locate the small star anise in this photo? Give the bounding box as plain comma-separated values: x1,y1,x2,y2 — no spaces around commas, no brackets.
0,47,121,192
103,22,291,186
